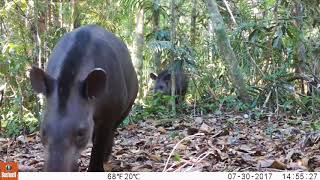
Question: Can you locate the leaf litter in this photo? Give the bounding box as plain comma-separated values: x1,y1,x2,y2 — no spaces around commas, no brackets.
1,112,320,172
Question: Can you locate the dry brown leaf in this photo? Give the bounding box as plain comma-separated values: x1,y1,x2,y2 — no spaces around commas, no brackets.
195,117,203,124
148,154,161,162
199,123,213,133
126,124,139,130
307,157,320,171
287,162,308,171
131,164,153,171
295,158,309,167
187,127,198,135
285,150,303,162
115,148,127,155
19,164,38,172
157,127,167,133
259,160,287,170
241,153,255,164
176,144,187,150
28,159,40,166
238,145,253,153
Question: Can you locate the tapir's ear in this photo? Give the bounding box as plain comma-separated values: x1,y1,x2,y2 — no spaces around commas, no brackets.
30,66,54,96
150,73,157,80
84,68,106,99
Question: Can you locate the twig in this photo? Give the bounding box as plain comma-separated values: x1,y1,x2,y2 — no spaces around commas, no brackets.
167,150,216,172
184,150,215,172
222,0,237,24
162,133,205,172
275,87,279,116
263,90,272,108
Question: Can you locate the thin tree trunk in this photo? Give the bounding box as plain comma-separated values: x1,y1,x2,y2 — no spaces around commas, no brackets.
59,0,63,27
47,0,52,27
206,0,250,103
34,0,42,69
292,2,307,94
33,0,42,120
53,1,60,27
71,0,80,30
43,0,50,65
132,8,144,99
153,0,161,73
170,0,177,113
208,19,214,62
190,0,197,46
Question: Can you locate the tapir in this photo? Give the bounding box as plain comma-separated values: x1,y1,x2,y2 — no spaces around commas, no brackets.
150,68,188,103
30,25,138,171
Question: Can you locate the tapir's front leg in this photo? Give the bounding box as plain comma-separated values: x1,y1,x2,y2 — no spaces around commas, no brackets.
88,124,114,172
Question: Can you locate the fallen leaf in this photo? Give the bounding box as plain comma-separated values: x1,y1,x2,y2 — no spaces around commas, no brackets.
259,160,287,170
199,123,213,133
16,135,26,143
241,153,255,164
187,127,198,135
238,145,253,153
176,144,187,150
287,162,308,171
157,127,167,133
19,164,37,172
148,154,161,162
195,117,203,124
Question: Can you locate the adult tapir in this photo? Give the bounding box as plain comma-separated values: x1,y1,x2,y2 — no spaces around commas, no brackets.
29,25,138,171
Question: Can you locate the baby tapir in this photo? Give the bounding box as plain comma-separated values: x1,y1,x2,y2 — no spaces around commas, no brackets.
29,25,138,171
150,68,188,102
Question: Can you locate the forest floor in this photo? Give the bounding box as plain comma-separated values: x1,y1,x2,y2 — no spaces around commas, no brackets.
1,112,320,172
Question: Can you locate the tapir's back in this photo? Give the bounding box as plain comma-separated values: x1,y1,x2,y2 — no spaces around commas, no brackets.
84,25,138,104
47,25,138,112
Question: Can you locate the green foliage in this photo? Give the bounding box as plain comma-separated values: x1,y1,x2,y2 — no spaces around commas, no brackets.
169,131,183,140
311,122,320,131
173,153,182,162
131,93,178,120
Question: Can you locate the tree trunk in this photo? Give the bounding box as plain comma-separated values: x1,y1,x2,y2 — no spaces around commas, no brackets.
132,8,144,99
170,0,177,113
190,0,197,46
71,0,80,30
206,0,250,103
153,0,161,73
33,0,43,120
291,2,307,95
59,0,63,27
47,0,52,27
52,1,61,27
34,0,42,69
208,18,214,62
43,0,50,65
